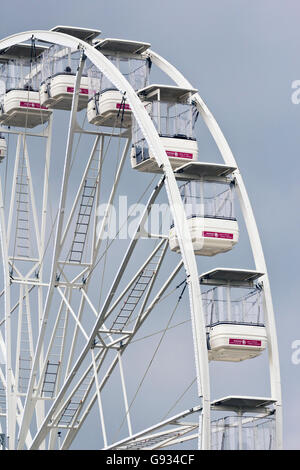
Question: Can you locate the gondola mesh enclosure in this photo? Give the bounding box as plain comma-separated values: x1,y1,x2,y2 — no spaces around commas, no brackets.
210,415,275,450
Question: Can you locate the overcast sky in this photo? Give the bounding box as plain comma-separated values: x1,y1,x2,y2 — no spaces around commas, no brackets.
1,0,300,450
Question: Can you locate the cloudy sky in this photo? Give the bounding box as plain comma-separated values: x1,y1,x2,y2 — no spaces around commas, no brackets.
1,0,300,450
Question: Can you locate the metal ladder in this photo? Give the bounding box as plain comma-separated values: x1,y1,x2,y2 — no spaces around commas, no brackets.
110,247,165,332
41,306,68,398
41,361,61,398
69,155,99,263
14,155,31,259
56,369,94,427
18,299,32,394
0,384,6,415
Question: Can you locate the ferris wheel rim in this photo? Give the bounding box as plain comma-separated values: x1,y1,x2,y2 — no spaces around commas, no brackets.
0,29,282,450
0,29,211,449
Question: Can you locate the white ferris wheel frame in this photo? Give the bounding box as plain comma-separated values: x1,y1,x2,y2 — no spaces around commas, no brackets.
0,30,282,450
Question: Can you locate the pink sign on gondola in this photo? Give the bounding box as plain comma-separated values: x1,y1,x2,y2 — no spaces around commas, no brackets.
20,101,48,109
203,231,234,239
66,87,89,94
166,150,193,159
116,103,131,110
229,338,262,347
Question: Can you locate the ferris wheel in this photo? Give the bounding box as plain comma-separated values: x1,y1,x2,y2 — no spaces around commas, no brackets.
0,26,282,450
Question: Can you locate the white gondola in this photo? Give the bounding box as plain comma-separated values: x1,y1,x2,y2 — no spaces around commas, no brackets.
87,88,132,127
0,45,52,128
209,397,276,450
200,269,267,361
87,38,151,128
0,88,51,128
169,163,239,256
40,75,89,111
39,44,90,111
0,135,6,162
169,216,238,256
131,85,199,172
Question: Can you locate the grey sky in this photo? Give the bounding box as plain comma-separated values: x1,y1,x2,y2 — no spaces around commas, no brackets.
0,0,299,450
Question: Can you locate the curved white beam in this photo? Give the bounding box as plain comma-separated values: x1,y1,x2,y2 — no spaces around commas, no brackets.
0,177,14,447
147,49,282,449
0,31,210,449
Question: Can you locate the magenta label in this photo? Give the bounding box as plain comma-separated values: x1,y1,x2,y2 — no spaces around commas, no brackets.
203,231,233,239
116,103,131,110
166,150,193,159
66,87,89,95
20,101,47,110
229,338,262,347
